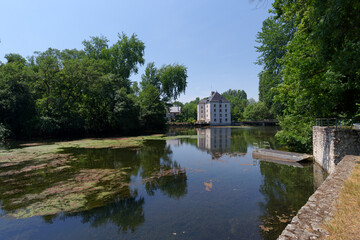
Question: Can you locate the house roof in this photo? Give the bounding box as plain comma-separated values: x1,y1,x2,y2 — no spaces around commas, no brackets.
208,91,230,103
169,106,181,113
198,91,230,104
199,98,207,104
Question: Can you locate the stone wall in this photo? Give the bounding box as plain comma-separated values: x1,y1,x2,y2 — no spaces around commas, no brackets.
278,155,359,240
313,126,360,174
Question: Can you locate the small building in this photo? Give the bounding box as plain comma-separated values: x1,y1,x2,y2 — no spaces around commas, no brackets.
166,106,182,121
197,91,231,125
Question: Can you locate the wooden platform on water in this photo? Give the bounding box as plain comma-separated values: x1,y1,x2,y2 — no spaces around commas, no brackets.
252,149,313,168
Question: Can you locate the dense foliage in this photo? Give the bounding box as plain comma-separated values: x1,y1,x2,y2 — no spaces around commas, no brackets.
0,34,187,139
221,89,248,121
256,0,360,152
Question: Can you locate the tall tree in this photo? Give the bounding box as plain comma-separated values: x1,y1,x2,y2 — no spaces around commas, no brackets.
140,62,187,129
257,0,360,151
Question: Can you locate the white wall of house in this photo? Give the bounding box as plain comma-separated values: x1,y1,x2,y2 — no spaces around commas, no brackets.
208,102,231,125
197,103,206,121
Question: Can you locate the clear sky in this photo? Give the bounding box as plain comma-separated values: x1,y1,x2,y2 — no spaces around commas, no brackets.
0,0,273,103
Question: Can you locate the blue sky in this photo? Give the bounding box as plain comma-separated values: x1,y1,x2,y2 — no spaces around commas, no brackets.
0,0,273,103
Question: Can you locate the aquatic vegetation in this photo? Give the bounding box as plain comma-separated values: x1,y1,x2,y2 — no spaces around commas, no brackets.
0,135,192,219
8,169,129,219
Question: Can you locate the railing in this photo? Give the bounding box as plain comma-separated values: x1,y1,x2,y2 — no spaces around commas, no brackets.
315,118,355,129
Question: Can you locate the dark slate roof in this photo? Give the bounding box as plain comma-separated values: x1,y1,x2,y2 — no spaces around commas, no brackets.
197,91,230,104
199,98,207,104
208,91,230,103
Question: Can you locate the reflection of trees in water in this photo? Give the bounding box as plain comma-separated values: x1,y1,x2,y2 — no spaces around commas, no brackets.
145,166,187,199
140,140,188,199
257,161,314,239
230,127,280,154
61,194,145,233
62,147,142,170
0,138,188,234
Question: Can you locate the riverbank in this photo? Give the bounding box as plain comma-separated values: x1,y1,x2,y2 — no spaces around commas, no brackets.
324,157,360,239
278,155,360,239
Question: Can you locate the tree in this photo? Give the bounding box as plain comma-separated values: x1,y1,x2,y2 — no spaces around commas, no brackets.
0,33,186,139
222,89,248,121
176,98,199,122
139,62,187,129
256,13,295,117
243,101,272,121
141,62,187,101
0,57,37,137
257,0,360,151
139,84,166,130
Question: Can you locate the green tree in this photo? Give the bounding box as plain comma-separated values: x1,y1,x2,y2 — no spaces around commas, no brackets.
176,98,199,122
0,56,37,137
256,13,295,117
222,89,248,121
139,62,187,129
257,0,360,151
243,101,272,121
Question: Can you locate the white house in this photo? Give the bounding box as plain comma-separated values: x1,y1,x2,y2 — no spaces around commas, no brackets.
166,106,181,121
197,91,231,125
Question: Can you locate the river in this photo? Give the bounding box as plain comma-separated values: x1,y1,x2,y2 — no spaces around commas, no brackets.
0,126,326,239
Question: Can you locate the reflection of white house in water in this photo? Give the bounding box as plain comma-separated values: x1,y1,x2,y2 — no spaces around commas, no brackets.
166,139,182,146
197,128,231,158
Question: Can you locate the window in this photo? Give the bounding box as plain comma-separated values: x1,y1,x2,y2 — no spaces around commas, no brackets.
220,114,222,117
214,109,216,112
214,104,216,107
220,119,222,123
201,106,203,109
225,109,227,112
225,104,227,107
225,118,228,122
219,109,222,112
214,119,217,122
214,114,216,117
201,110,203,113
225,114,227,117
219,104,222,107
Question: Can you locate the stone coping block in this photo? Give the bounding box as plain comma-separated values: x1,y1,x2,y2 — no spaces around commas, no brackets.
278,155,360,240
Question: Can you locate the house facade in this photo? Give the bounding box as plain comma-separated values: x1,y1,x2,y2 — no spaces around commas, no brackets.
166,106,181,121
197,91,231,125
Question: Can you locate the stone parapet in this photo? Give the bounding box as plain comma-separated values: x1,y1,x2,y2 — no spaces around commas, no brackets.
277,155,359,240
313,126,360,174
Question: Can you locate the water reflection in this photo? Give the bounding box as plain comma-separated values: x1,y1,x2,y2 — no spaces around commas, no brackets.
0,140,187,225
0,127,324,240
197,128,231,159
196,127,281,159
63,195,145,233
257,161,314,239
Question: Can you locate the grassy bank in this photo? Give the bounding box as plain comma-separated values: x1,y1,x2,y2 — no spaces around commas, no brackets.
324,157,360,239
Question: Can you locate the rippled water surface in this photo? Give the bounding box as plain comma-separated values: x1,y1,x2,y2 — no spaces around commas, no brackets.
0,127,325,240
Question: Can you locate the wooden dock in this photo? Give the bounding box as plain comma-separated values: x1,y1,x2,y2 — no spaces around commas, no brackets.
252,149,313,168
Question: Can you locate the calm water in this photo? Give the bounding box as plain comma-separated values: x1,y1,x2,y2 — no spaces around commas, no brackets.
0,127,325,240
